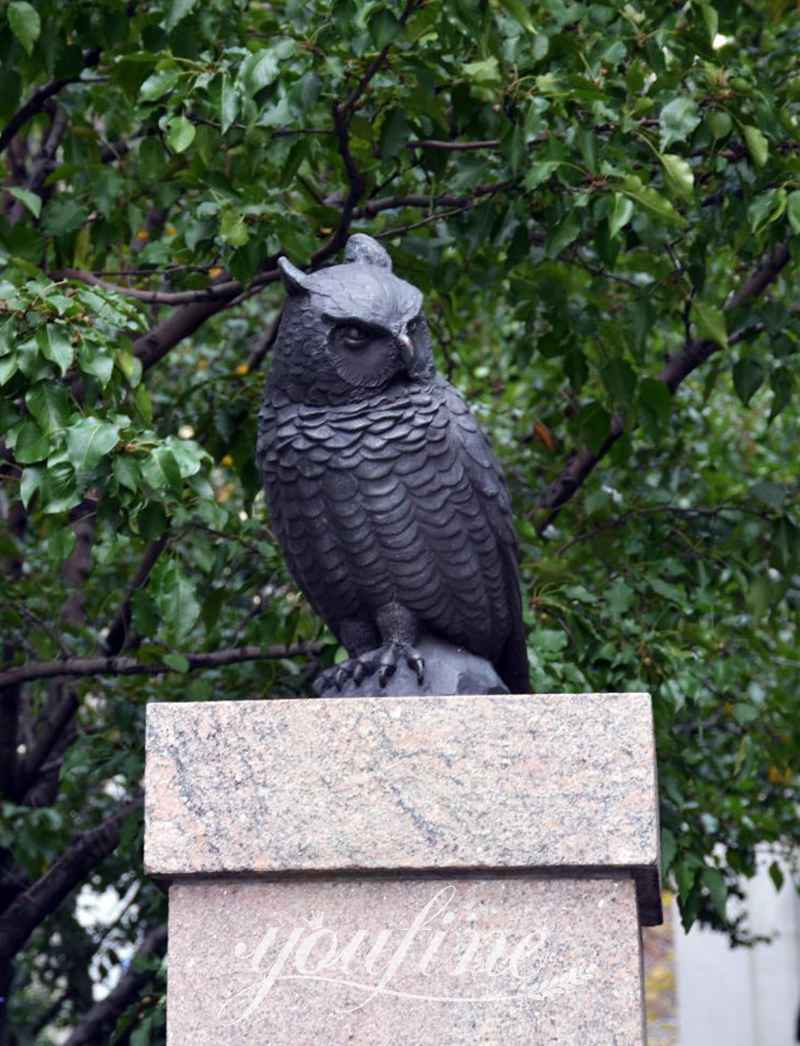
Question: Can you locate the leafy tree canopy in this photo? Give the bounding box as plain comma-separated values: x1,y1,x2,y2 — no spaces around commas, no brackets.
1,0,799,1040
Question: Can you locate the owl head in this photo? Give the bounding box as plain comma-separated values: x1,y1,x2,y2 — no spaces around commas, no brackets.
267,234,436,405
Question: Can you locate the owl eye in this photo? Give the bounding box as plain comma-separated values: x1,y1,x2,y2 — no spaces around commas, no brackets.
338,324,370,348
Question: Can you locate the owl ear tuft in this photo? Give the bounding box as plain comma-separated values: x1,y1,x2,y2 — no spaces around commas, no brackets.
278,257,311,296
344,234,392,271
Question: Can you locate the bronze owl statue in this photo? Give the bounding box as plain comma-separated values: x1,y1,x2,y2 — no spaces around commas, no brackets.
256,234,530,695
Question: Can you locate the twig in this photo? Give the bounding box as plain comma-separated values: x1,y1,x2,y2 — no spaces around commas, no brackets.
406,139,501,151
537,243,793,531
57,268,243,306
377,201,482,238
104,536,169,656
246,311,282,372
0,642,325,690
355,181,514,219
340,0,423,115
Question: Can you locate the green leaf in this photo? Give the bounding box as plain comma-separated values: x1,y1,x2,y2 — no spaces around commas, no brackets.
25,383,71,434
14,421,49,464
162,653,190,673
693,302,728,349
638,377,672,436
732,358,765,406
702,867,727,917
164,0,198,32
113,455,140,492
48,527,76,565
787,191,800,235
239,49,280,96
139,68,180,102
43,199,89,237
621,176,685,227
661,828,677,875
8,188,41,218
368,8,402,48
8,2,41,56
601,358,637,406
707,110,732,139
742,125,769,168
116,349,143,387
219,208,249,247
463,57,502,86
19,466,41,508
220,74,239,134
768,861,785,891
153,560,201,643
659,97,701,150
0,355,18,385
524,161,561,190
65,418,121,472
607,578,634,616
79,347,115,387
769,365,794,421
608,193,633,239
699,2,718,43
36,326,74,376
544,212,580,258
166,115,195,154
750,480,785,510
498,0,535,31
748,189,787,235
379,108,410,161
659,154,694,201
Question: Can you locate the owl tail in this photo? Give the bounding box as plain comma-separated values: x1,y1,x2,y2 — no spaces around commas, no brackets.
495,557,531,695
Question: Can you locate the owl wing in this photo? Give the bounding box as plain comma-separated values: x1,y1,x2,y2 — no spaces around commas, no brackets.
419,379,529,693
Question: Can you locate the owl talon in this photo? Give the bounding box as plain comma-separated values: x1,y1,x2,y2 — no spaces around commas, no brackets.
353,661,367,685
378,660,397,687
409,655,425,684
334,665,351,690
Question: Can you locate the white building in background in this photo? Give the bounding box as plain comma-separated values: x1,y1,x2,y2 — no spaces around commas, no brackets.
675,852,800,1046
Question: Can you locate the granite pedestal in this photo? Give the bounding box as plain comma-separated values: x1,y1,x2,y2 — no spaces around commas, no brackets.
145,692,661,1045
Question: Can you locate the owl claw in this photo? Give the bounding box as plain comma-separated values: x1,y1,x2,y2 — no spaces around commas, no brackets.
334,665,351,690
408,655,425,684
314,641,426,694
378,659,397,687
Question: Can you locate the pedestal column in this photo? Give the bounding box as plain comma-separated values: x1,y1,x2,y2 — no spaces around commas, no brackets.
145,692,661,1044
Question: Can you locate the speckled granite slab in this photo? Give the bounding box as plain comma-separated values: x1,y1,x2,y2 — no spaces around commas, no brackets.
145,693,660,922
167,876,645,1046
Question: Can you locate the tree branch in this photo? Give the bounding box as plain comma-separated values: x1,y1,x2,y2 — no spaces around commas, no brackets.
340,0,422,116
7,104,69,226
406,138,501,151
0,49,99,155
0,642,325,690
62,924,167,1046
246,311,282,372
104,536,169,656
17,689,78,798
354,181,514,219
0,799,141,963
537,243,793,530
58,268,243,306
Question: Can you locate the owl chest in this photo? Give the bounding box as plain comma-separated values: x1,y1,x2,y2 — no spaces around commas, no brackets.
261,394,446,499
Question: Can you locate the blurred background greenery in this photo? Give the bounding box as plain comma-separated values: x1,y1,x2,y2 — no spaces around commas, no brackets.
1,0,799,1040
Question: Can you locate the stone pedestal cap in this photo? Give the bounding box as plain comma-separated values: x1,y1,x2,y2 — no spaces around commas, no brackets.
145,693,661,924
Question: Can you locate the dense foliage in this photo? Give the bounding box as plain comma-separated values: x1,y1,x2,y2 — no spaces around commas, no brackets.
1,0,799,1040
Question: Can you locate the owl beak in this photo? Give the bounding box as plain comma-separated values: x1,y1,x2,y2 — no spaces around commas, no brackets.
397,333,416,371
